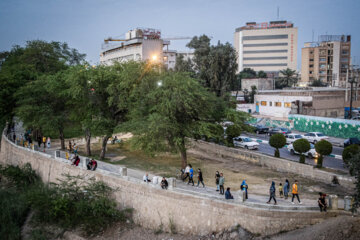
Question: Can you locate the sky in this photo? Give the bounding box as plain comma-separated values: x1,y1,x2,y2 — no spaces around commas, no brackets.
0,0,359,70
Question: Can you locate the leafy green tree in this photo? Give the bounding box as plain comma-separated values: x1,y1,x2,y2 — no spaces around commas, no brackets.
347,153,360,213
187,35,238,97
15,71,71,150
293,139,310,163
310,78,327,87
239,68,257,79
225,124,242,147
174,54,194,75
0,40,85,132
315,140,333,168
243,88,250,103
342,144,360,174
276,68,298,89
257,70,267,78
128,71,222,168
269,133,286,157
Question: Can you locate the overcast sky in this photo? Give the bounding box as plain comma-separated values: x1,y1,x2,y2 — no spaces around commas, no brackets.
0,0,359,70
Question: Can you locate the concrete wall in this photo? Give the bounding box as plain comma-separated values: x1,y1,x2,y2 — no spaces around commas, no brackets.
0,133,341,236
242,78,274,91
190,140,354,189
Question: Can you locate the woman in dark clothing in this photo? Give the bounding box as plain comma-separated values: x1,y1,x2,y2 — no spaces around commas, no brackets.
161,177,168,189
225,187,234,199
318,192,327,212
267,181,277,205
284,179,290,199
197,168,205,187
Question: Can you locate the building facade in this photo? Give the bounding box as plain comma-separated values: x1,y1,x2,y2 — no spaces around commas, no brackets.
234,21,298,73
301,35,351,87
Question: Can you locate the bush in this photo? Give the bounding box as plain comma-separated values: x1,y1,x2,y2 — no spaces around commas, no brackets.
0,163,39,188
225,124,242,146
348,153,360,213
343,144,360,166
269,134,286,158
315,140,333,168
293,139,310,164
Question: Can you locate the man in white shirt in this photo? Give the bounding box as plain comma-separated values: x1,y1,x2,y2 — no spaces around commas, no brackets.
143,173,151,183
183,164,190,181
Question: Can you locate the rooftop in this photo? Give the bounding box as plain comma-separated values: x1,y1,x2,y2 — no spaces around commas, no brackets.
235,20,294,32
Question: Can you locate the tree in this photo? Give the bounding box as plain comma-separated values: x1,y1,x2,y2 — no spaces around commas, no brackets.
293,139,310,163
276,68,298,89
128,71,222,169
243,88,250,103
187,35,238,97
174,54,194,75
342,144,360,174
225,125,242,146
315,140,333,168
0,40,85,132
269,134,286,157
347,153,360,213
239,68,256,79
249,85,257,104
310,78,327,87
257,70,267,78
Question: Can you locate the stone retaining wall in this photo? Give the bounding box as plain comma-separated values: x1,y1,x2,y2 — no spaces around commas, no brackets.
190,140,355,189
0,133,339,236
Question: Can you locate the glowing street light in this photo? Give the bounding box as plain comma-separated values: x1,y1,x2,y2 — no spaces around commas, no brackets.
152,55,157,61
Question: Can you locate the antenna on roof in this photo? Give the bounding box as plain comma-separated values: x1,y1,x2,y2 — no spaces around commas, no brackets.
312,30,314,42
277,7,280,20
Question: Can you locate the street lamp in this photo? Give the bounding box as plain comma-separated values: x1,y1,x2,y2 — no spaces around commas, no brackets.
348,66,359,119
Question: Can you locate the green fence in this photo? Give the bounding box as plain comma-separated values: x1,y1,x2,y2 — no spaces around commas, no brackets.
289,114,360,139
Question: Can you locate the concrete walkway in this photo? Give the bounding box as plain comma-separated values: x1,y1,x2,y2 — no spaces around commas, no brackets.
11,122,337,211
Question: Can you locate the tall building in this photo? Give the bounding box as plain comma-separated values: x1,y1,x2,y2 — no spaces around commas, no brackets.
234,21,298,73
301,35,351,87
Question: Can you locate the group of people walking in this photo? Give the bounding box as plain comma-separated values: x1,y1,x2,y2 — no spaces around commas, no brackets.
182,164,205,188
267,179,301,205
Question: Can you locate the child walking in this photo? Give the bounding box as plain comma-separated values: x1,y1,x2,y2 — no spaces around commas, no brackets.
279,183,284,198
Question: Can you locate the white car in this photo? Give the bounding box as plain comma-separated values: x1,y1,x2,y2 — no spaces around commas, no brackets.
287,143,318,158
285,134,303,144
302,132,329,144
233,136,259,150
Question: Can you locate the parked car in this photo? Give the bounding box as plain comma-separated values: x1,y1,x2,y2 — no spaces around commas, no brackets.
287,143,318,158
344,137,360,148
233,136,259,150
268,127,292,136
351,116,360,120
302,132,329,144
285,134,303,144
254,125,269,134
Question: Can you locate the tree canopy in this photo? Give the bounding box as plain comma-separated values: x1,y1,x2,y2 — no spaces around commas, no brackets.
276,68,298,89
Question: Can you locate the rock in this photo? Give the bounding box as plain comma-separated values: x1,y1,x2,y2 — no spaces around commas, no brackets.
215,232,222,238
238,228,251,240
230,231,239,239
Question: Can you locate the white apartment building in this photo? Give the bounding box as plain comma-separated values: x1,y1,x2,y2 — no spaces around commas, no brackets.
234,21,298,73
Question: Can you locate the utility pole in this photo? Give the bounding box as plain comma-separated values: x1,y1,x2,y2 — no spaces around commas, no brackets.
348,66,360,119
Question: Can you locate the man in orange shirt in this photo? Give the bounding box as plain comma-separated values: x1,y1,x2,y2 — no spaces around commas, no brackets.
291,180,302,204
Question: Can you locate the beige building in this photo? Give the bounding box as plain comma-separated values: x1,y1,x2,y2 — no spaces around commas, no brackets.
301,35,351,87
234,21,298,73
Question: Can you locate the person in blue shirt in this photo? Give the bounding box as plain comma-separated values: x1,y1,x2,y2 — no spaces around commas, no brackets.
240,179,248,199
225,187,234,199
187,164,194,186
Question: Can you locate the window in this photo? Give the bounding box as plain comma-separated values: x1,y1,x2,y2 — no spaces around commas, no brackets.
309,59,314,62
269,102,272,106
275,102,282,107
341,58,349,62
309,64,314,68
319,64,326,69
284,102,291,108
319,71,326,75
261,101,267,106
309,71,313,74
320,58,326,62
342,50,349,55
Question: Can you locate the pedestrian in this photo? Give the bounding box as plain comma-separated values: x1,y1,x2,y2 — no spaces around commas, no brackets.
13,133,16,143
225,187,234,199
219,173,225,195
279,183,284,198
183,164,190,181
318,192,327,212
28,135,32,148
188,164,194,186
161,177,168,189
68,140,72,152
197,168,205,187
72,155,80,166
240,179,248,199
42,136,46,148
143,173,151,183
46,137,51,148
291,180,302,204
267,181,277,205
284,179,290,199
37,136,42,147
215,171,220,191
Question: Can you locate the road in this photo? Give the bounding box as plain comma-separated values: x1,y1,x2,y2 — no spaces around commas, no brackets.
243,133,346,171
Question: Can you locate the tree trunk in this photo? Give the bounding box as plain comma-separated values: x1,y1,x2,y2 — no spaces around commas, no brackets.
59,128,65,150
100,136,109,160
179,138,187,169
85,128,91,156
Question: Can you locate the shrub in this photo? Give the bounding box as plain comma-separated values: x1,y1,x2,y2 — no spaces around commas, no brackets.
347,153,360,213
225,124,242,146
342,144,360,166
315,140,333,168
293,139,310,164
269,133,286,158
0,163,39,188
